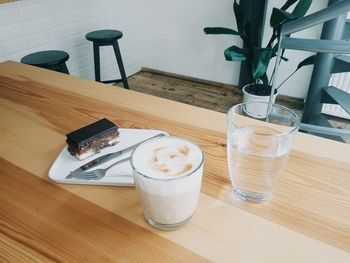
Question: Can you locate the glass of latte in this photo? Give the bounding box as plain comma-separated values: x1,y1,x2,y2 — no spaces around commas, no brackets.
131,136,204,230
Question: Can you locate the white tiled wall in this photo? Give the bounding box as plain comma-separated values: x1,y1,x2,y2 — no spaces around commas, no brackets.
0,0,142,81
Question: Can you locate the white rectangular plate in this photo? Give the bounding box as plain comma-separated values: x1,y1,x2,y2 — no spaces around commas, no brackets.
49,128,169,186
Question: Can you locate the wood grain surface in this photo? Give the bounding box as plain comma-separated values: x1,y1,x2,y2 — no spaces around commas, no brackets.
0,159,208,262
0,61,349,262
0,0,15,4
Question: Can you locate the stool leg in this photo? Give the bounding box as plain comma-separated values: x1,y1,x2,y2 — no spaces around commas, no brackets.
93,42,101,82
60,63,70,74
112,40,129,89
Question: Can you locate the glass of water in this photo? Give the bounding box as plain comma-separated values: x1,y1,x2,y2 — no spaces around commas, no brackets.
227,102,300,202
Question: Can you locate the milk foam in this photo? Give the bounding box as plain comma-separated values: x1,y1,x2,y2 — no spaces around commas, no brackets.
132,137,202,179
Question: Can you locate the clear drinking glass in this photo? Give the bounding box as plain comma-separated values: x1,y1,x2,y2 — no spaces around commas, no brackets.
131,136,204,230
227,102,300,202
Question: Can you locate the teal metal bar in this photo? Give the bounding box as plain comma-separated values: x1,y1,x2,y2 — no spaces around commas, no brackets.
281,0,350,36
300,123,350,136
344,20,350,40
281,38,350,53
322,86,350,115
332,55,350,74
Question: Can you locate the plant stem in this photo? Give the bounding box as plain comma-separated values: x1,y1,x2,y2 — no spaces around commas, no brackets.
267,28,277,48
269,69,275,86
276,69,297,90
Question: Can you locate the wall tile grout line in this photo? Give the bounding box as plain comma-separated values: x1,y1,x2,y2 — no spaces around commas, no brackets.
0,0,141,80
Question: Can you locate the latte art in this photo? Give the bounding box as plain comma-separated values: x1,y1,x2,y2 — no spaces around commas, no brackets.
150,145,192,176
132,137,201,179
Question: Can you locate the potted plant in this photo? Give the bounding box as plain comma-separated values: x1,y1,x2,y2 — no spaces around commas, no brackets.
204,0,315,116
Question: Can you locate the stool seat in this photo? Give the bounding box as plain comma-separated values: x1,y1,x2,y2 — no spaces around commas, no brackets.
21,50,70,74
86,29,129,89
86,30,123,44
21,50,69,68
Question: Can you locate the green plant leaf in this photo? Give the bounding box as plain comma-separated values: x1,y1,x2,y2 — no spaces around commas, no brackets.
239,0,254,29
243,22,253,50
233,0,254,37
233,0,244,34
270,8,296,28
270,0,312,28
291,0,312,17
224,46,247,61
297,54,315,70
260,73,269,86
233,0,264,48
203,27,240,36
252,48,274,79
281,0,299,11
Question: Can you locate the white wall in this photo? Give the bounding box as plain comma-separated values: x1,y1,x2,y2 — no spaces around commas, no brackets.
0,0,141,81
0,0,330,99
139,0,241,87
140,0,328,98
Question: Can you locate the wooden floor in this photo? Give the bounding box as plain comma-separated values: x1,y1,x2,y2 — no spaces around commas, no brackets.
117,69,349,142
123,70,304,115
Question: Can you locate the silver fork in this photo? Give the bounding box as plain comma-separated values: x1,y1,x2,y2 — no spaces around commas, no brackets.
71,157,131,180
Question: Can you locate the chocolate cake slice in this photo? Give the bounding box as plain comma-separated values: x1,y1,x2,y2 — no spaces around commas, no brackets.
66,118,120,160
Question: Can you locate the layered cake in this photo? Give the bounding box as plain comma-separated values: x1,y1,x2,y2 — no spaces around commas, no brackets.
66,118,120,160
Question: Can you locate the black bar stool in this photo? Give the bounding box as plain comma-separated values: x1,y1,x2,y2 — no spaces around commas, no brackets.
21,50,70,74
86,29,129,89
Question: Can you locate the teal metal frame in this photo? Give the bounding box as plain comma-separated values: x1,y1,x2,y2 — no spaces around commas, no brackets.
270,0,350,140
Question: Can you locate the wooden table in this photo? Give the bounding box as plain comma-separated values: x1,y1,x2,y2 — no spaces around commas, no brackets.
0,61,349,262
